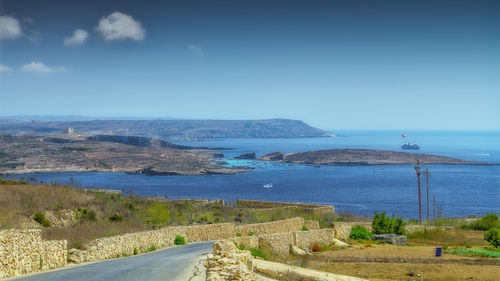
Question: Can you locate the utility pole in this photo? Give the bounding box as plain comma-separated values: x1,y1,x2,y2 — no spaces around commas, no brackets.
433,195,436,221
425,169,430,222
414,159,422,225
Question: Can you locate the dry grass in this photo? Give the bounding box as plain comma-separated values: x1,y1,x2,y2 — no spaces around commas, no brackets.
0,178,334,249
302,244,500,281
407,228,488,247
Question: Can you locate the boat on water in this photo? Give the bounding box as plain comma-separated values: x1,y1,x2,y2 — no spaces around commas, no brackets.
401,143,420,150
263,184,273,189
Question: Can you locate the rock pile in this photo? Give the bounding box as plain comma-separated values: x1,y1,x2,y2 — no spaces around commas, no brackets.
206,241,258,281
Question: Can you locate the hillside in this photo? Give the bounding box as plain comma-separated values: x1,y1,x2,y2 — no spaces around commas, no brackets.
0,119,333,140
0,135,244,175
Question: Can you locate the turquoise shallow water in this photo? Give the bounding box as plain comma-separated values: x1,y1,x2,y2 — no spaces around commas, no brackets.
7,130,500,219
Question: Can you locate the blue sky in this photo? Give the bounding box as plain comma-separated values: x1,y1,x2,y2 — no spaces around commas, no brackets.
0,0,498,130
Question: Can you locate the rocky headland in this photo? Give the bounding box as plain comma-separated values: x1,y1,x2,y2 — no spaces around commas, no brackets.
0,118,334,140
281,149,495,166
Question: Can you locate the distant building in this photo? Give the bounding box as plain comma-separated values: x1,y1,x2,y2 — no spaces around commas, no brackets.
63,127,75,135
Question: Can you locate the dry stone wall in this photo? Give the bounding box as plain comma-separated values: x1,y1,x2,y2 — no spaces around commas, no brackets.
235,217,304,236
294,228,335,249
0,229,67,279
69,217,306,263
236,200,334,217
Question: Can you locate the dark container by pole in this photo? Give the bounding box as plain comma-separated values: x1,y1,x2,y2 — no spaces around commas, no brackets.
435,247,442,257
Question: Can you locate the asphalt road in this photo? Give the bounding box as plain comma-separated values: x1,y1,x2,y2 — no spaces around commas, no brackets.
11,242,213,281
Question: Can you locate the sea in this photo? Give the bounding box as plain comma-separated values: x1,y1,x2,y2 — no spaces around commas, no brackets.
6,130,500,219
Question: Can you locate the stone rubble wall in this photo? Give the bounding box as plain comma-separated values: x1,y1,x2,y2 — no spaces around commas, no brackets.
236,200,334,217
229,236,260,249
333,222,435,241
68,217,305,263
258,232,295,258
0,229,67,279
235,217,304,236
303,219,320,230
294,228,335,249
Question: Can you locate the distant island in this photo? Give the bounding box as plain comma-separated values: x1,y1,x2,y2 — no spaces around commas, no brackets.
0,118,333,140
0,135,245,176
281,149,495,166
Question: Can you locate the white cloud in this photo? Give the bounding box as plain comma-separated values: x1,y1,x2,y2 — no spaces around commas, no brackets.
0,64,12,72
96,12,145,41
187,44,204,56
64,29,89,46
21,62,65,73
0,15,23,40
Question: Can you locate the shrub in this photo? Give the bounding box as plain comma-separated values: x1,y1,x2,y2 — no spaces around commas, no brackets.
391,217,406,235
145,203,170,227
248,231,255,236
108,214,123,222
236,232,242,237
372,212,405,235
133,248,138,255
350,225,373,240
484,227,500,248
33,212,51,227
249,247,266,259
194,212,219,224
301,225,309,231
174,235,186,245
148,245,157,252
76,207,97,222
463,214,499,231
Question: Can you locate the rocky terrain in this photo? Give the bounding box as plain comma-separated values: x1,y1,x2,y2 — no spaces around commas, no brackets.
0,118,333,140
0,135,245,175
282,149,495,165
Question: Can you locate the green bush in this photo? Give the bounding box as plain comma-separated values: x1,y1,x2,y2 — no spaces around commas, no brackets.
236,232,242,237
194,212,219,224
145,203,170,227
350,225,373,240
33,212,50,227
463,214,499,231
76,207,97,222
133,248,138,255
148,245,157,252
249,247,266,259
108,214,123,222
174,235,186,245
301,225,309,231
248,231,255,236
484,227,500,248
372,212,405,235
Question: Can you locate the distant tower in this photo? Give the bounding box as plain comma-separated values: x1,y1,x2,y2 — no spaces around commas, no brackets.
63,127,75,135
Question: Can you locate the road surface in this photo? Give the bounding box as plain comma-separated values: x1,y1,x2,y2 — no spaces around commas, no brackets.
11,242,213,281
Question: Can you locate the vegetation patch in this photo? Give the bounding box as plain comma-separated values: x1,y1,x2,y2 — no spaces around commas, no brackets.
147,245,157,252
484,227,500,247
174,235,186,245
461,214,499,231
33,212,51,227
449,248,500,258
350,225,373,240
372,212,405,235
